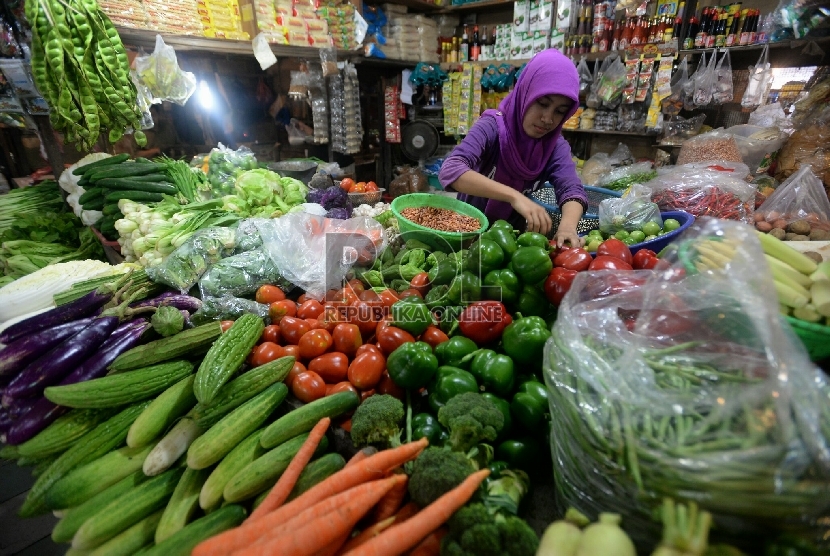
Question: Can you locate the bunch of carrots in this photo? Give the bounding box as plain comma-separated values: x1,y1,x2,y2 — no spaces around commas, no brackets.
192,418,489,556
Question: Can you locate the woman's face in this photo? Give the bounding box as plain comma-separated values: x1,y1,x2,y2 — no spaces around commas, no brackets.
522,94,573,139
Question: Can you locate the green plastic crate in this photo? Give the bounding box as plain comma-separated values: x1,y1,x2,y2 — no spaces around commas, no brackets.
391,193,489,252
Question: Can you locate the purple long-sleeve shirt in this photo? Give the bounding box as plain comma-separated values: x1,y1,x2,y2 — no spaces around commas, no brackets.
438,116,587,231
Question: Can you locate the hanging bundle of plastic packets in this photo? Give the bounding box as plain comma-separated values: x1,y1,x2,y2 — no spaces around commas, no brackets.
543,217,830,553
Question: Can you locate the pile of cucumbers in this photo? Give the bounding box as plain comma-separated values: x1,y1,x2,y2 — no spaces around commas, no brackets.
74,154,178,240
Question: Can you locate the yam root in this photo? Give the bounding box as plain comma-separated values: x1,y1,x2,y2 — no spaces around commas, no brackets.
788,220,812,235
770,228,787,240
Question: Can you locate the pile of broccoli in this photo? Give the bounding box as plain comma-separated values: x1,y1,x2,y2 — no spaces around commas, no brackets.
349,394,404,449
441,503,539,556
437,392,505,453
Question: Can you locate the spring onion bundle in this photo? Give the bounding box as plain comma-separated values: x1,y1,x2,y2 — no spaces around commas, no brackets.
0,182,65,235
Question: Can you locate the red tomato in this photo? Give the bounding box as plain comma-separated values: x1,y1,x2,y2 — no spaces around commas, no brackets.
589,256,634,271
349,182,367,193
297,294,310,305
420,326,449,349
309,352,349,383
260,325,281,345
285,361,307,388
297,299,325,320
220,320,235,332
596,238,633,265
305,319,322,330
250,342,284,367
281,316,312,345
350,300,383,339
377,371,405,400
292,371,327,403
360,389,376,403
355,343,382,357
298,329,333,360
346,279,365,295
398,288,423,300
339,178,355,192
256,285,286,305
364,181,379,192
359,290,381,303
332,323,362,358
269,300,297,322
377,326,415,356
283,345,300,359
378,289,400,309
409,272,431,296
348,349,386,390
326,381,358,397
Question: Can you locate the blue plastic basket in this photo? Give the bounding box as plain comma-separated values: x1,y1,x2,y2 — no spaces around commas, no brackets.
531,185,622,236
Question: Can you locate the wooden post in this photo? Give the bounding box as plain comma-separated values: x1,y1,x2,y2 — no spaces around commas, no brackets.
32,115,64,181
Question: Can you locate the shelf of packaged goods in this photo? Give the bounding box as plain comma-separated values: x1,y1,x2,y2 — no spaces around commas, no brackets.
437,0,513,13
439,58,529,70
364,0,444,11
563,128,660,137
116,27,353,59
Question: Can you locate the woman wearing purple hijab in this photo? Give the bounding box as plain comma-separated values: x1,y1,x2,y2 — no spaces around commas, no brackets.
438,49,587,247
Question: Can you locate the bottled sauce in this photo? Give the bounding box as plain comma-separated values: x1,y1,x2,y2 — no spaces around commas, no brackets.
748,9,759,44
704,8,719,48
470,25,480,60
682,16,697,49
460,25,469,62
611,20,623,51
738,9,752,45
619,18,633,50
694,7,708,48
715,12,728,47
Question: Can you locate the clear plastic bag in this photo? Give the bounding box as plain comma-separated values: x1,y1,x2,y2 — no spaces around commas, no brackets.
131,35,197,106
544,217,830,549
191,295,270,325
693,48,717,107
595,161,657,192
598,184,662,234
145,226,237,293
199,247,292,299
576,56,593,96
676,129,745,166
756,165,830,234
742,43,772,110
683,52,704,111
661,113,707,145
580,153,611,187
234,218,265,253
661,57,688,116
205,144,258,197
712,48,733,105
647,163,757,222
256,213,386,300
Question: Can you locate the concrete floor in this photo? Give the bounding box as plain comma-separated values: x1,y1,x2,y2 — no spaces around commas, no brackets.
0,459,62,556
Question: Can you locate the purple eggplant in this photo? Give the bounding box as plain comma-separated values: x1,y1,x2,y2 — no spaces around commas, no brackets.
130,293,202,313
59,319,150,386
2,398,66,445
0,290,112,345
0,318,96,378
4,317,119,400
0,409,12,436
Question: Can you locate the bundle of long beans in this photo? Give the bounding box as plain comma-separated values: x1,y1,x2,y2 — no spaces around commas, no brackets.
24,0,146,150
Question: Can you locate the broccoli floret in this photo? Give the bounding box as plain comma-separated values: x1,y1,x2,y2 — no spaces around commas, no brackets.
437,392,505,453
349,394,404,449
441,503,539,556
408,447,475,508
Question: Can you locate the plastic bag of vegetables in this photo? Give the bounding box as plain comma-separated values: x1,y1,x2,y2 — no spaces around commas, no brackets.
131,35,196,106
198,247,292,299
190,295,270,325
145,226,237,292
544,217,830,551
598,184,662,235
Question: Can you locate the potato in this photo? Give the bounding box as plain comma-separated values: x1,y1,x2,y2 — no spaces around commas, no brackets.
809,229,830,241
787,220,812,236
772,219,789,230
755,221,773,232
770,228,787,240
754,212,767,222
767,211,782,221
791,234,810,241
803,251,823,264
785,232,800,241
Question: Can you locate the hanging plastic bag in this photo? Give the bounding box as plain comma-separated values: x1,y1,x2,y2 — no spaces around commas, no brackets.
755,165,830,238
661,57,689,116
693,49,717,107
598,184,662,234
587,54,618,108
742,43,772,110
712,48,733,105
544,217,830,547
577,56,593,96
683,51,705,111
131,35,197,106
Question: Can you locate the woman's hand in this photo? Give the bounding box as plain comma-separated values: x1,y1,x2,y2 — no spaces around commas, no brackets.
511,195,552,236
553,226,584,248
554,200,585,248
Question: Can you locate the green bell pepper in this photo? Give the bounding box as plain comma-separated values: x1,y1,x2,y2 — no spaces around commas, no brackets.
405,239,433,251
510,392,547,431
463,239,504,276
482,269,521,306
515,284,547,317
511,246,553,286
425,251,447,271
516,232,550,250
482,220,518,262
428,366,479,412
481,393,512,438
386,341,438,390
502,316,552,367
434,336,478,367
411,413,448,446
437,305,463,336
468,349,515,397
424,284,451,310
447,271,482,305
427,257,458,286
390,297,434,336
496,437,542,471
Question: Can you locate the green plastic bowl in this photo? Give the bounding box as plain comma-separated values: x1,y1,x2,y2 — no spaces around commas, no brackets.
391,194,489,251
786,316,830,362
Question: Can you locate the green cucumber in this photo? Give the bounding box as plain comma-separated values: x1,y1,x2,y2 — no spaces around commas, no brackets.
128,375,197,449
140,504,246,556
89,509,163,556
73,153,130,176
102,204,123,217
72,467,184,550
104,190,165,203
191,356,294,429
87,162,166,181
52,470,151,543
20,402,150,518
32,454,59,477
79,187,104,204
46,443,155,510
109,322,222,372
96,179,177,195
101,172,167,183
200,429,266,512
187,382,287,470
260,390,359,449
83,197,106,211
45,361,194,409
0,444,19,460
224,433,329,503
252,452,346,510
155,467,211,543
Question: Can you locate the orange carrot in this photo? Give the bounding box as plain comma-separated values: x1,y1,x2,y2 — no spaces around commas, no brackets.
193,440,427,556
341,469,490,556
247,417,331,522
311,532,351,556
346,447,375,468
339,516,396,553
371,472,409,522
393,501,420,523
233,476,404,556
408,527,446,556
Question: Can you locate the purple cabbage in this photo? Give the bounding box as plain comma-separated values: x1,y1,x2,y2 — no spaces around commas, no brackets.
307,188,326,205
320,186,348,210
